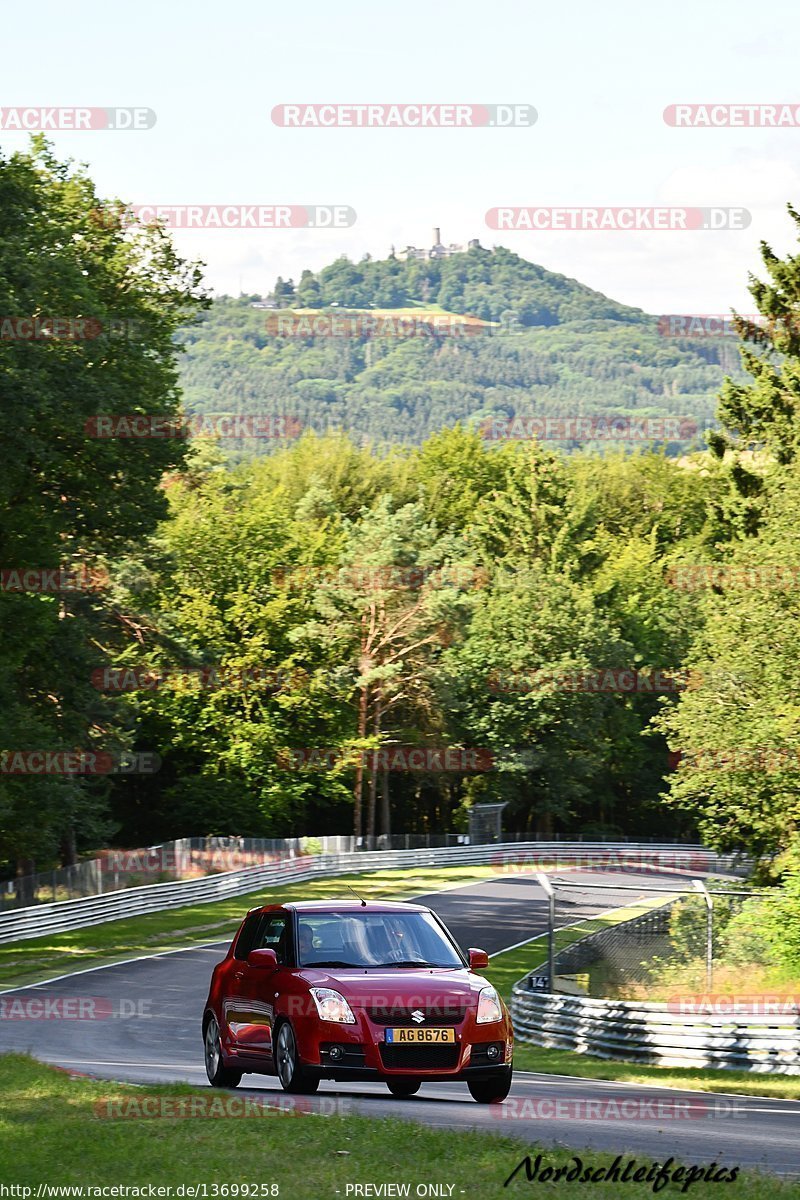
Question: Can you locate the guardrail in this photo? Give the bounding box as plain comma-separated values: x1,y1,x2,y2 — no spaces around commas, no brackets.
0,842,735,945
510,987,800,1074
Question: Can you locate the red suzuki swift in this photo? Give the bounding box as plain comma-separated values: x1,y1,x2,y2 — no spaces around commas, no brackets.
202,899,513,1102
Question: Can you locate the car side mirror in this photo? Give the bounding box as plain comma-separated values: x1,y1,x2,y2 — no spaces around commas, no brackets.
247,948,279,970
468,947,489,970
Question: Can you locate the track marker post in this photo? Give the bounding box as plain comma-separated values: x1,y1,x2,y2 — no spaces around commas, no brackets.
692,878,714,992
536,871,556,991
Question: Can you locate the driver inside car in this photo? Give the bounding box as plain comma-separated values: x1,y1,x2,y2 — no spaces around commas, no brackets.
297,922,315,963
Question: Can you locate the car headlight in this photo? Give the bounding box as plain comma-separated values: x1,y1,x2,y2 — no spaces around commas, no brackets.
476,985,503,1024
309,987,356,1024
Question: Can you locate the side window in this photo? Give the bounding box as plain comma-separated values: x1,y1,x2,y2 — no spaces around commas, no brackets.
233,912,262,961
257,914,289,965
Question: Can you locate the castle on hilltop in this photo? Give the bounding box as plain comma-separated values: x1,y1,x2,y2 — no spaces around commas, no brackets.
392,227,481,262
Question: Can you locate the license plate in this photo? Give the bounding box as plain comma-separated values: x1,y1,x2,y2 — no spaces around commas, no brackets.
385,1027,455,1043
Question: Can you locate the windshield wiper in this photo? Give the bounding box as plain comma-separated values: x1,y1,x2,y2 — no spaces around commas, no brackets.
371,960,450,968
301,959,359,968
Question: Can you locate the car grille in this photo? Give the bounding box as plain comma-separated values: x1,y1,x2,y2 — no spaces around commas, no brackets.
368,1005,467,1026
379,1043,460,1070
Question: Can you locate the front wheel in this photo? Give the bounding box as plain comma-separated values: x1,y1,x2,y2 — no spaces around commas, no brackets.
467,1069,512,1104
275,1021,319,1094
386,1079,421,1098
204,1016,242,1088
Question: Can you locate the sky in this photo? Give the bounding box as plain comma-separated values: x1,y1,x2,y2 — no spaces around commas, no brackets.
4,0,800,314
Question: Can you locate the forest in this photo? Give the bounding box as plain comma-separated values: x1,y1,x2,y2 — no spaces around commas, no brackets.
2,141,799,879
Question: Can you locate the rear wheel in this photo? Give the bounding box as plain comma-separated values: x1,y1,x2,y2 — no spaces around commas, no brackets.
467,1069,512,1104
386,1079,421,1098
275,1021,319,1094
204,1016,242,1088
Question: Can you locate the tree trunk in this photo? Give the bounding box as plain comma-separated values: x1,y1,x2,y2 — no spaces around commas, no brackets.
380,769,390,839
60,826,77,867
353,683,369,842
15,858,36,906
366,690,381,849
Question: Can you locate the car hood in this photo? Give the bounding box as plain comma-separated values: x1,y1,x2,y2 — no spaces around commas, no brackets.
294,966,491,1006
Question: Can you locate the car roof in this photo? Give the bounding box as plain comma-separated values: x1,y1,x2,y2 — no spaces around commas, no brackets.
246,899,430,916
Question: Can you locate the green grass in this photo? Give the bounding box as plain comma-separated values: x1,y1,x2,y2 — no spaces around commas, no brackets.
484,909,800,1100
0,864,498,991
0,1055,794,1199
510,1043,800,1099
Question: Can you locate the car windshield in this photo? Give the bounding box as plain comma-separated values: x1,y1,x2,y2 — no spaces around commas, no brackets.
295,910,463,969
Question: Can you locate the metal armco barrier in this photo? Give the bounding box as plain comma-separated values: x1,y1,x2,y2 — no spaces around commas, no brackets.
510,988,800,1074
0,842,733,945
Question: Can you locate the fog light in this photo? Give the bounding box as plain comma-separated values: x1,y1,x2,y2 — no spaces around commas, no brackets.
328,1044,343,1061
487,1043,500,1060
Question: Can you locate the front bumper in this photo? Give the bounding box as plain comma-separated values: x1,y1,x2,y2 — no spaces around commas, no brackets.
296,1007,513,1081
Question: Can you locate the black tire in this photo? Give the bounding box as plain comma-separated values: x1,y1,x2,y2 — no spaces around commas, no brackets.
204,1015,242,1088
275,1021,319,1094
386,1079,421,1098
467,1069,512,1104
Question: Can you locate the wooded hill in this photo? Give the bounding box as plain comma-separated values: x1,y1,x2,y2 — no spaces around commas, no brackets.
177,246,741,451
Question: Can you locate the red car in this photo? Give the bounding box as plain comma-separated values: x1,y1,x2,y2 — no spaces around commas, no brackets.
202,899,513,1103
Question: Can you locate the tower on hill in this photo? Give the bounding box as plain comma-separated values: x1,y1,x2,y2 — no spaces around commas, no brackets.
395,229,481,261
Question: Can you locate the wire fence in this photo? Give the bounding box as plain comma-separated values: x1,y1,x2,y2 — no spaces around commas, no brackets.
531,873,775,1002
0,834,450,909
0,832,716,911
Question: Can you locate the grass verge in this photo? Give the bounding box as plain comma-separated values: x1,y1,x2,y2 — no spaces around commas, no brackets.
0,1055,794,1199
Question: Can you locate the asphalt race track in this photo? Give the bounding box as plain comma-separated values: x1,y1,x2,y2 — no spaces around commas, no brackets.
2,870,798,1177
